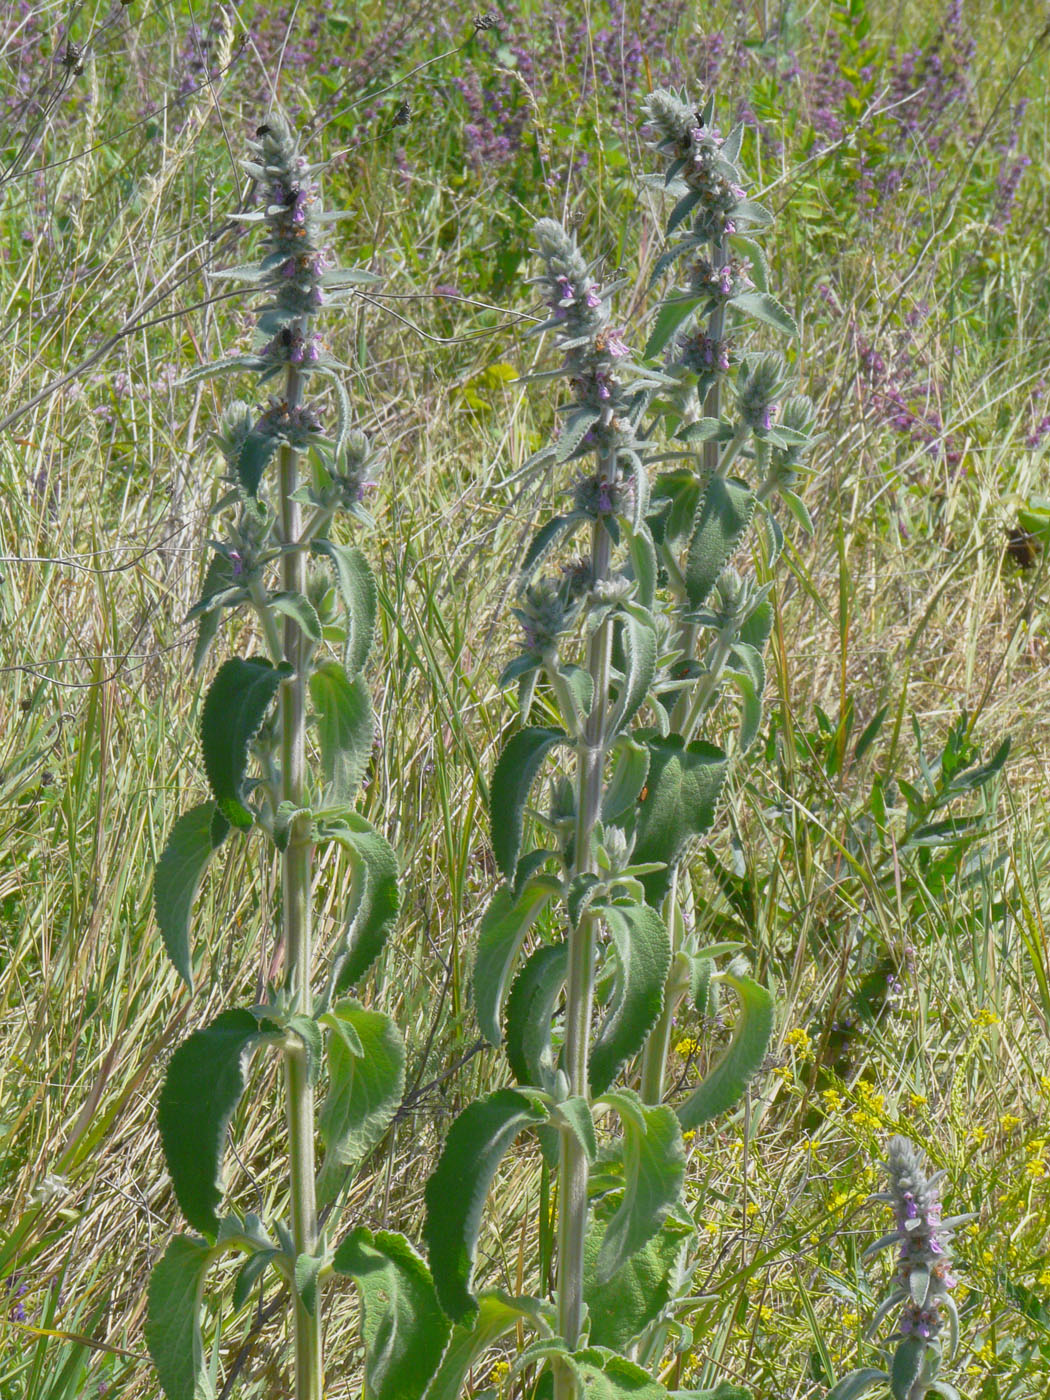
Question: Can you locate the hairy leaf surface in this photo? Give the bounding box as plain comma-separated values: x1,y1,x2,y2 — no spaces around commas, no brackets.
473,877,561,1046
318,1003,404,1202
158,1009,261,1236
676,972,774,1130
424,1090,547,1321
145,1235,214,1400
332,1229,449,1400
201,656,289,828
489,726,566,884
593,1091,686,1283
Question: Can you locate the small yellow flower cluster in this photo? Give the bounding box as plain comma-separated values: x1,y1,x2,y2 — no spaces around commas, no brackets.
1025,1138,1046,1178
1041,1075,1050,1098
785,1026,813,1055
972,1008,1001,1028
840,1310,859,1329
908,1092,928,1110
675,1036,701,1057
489,1359,510,1386
682,1129,696,1144
972,1124,987,1146
821,1088,843,1113
850,1081,886,1131
999,1114,1022,1135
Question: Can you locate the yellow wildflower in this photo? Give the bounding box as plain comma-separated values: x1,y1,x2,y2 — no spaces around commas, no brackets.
821,1089,843,1112
785,1027,813,1055
1000,1114,1022,1134
972,1009,1000,1028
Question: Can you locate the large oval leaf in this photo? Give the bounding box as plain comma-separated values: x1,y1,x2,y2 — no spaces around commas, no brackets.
489,726,566,884
154,802,226,989
676,972,774,1130
504,940,568,1085
309,661,375,802
332,1228,450,1400
473,877,561,1046
589,902,671,1096
318,1003,405,1203
146,1235,215,1400
157,1009,261,1236
200,656,290,828
631,735,727,907
583,1207,692,1351
684,476,755,612
592,1090,686,1283
423,1090,547,1321
322,814,400,991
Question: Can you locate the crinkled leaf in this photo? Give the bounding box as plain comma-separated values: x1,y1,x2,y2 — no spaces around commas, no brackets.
146,1235,214,1400
309,661,375,802
489,727,566,884
154,803,224,988
555,1096,597,1162
890,1336,926,1400
232,1249,278,1312
584,1208,691,1351
504,940,568,1085
632,735,728,906
473,877,561,1046
312,541,377,675
519,515,583,584
589,902,671,1095
572,1346,668,1400
201,656,289,828
157,1009,262,1236
593,1090,686,1283
423,1089,547,1321
602,737,651,824
332,1229,450,1400
269,590,322,642
685,476,755,611
234,431,278,497
646,296,704,359
192,553,236,674
295,1251,324,1317
609,613,657,736
676,972,774,1130
556,407,602,462
726,643,764,752
324,815,400,991
318,1002,405,1202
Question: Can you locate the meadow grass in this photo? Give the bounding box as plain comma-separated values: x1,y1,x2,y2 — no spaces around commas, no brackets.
0,1,1049,1396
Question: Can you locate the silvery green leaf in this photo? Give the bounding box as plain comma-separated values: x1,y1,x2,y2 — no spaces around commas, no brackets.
722,122,745,163
733,199,773,228
730,291,799,338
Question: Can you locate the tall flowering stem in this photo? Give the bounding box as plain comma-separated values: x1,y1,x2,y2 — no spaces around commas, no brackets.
418,85,819,1400
145,113,449,1400
632,88,817,1107
829,1136,970,1400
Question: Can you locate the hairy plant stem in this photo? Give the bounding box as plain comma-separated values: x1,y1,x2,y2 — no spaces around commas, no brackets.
279,361,323,1400
555,447,616,1393
643,235,729,1107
